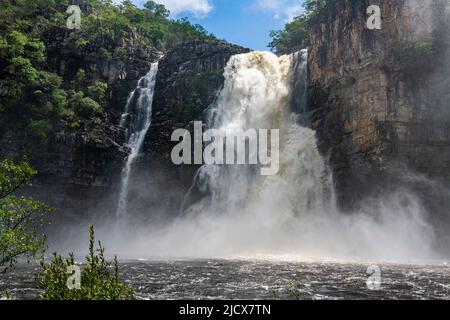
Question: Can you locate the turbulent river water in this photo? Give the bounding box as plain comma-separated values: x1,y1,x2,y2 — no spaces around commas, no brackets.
2,260,450,300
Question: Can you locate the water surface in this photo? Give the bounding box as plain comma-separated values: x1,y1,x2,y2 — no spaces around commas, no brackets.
1,259,449,300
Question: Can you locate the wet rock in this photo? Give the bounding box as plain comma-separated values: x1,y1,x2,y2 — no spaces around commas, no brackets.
305,0,450,218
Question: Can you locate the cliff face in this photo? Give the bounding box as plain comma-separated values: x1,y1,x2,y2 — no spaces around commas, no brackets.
0,16,164,219
306,0,450,212
43,29,161,186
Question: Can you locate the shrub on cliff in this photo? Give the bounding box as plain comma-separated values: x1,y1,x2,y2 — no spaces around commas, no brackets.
0,30,68,141
39,225,134,300
385,39,436,76
269,0,334,54
0,159,53,273
269,17,310,55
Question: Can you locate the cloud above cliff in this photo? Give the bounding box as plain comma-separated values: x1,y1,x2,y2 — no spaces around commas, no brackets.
123,0,213,17
157,0,213,16
254,0,304,22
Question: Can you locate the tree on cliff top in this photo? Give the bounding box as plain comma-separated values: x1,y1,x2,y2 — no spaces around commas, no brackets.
269,0,334,54
143,0,170,18
0,160,53,273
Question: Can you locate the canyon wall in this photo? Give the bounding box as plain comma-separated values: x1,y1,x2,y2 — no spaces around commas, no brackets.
306,0,450,216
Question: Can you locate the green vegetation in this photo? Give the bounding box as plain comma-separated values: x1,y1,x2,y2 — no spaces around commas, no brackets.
407,38,435,68
388,38,435,75
0,0,216,148
0,159,53,273
39,225,134,300
0,133,131,300
269,17,310,55
174,71,223,123
269,282,303,300
269,0,333,54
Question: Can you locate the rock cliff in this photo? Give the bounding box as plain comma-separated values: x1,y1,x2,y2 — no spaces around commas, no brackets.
306,0,450,212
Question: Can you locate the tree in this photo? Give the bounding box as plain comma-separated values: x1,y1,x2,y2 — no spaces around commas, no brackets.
269,17,309,54
39,225,134,300
268,0,333,54
0,30,68,141
144,0,170,18
0,159,53,273
304,0,332,17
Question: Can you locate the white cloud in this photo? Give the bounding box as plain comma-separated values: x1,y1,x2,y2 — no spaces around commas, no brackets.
124,0,213,17
255,0,304,22
158,0,213,16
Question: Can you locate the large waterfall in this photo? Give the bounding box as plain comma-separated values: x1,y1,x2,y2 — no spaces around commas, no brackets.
185,51,333,218
117,62,159,218
111,52,434,263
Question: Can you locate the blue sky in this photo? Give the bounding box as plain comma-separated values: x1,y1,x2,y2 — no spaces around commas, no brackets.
127,0,305,50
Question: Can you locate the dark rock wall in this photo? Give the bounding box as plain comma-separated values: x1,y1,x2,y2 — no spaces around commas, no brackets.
306,0,450,213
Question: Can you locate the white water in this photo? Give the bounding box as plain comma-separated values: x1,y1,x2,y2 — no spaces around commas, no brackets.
117,63,159,218
184,50,332,216
104,51,436,263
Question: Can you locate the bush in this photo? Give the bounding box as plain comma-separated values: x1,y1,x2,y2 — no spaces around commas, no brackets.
269,17,310,54
70,91,103,118
269,0,334,54
39,225,134,300
0,159,53,273
87,81,108,102
25,119,53,141
386,39,435,75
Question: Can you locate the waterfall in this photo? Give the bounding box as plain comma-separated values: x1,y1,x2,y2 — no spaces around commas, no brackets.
185,50,333,220
117,62,159,218
115,51,433,262
292,49,309,119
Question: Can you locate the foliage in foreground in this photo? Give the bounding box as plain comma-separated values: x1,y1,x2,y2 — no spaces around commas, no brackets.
0,159,53,273
39,225,134,300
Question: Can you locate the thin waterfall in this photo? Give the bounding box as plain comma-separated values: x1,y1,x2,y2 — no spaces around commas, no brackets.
117,62,159,218
292,49,309,121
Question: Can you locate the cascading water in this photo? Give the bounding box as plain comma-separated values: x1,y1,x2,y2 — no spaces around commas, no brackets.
117,62,159,218
112,51,434,262
129,50,433,262
185,50,333,217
